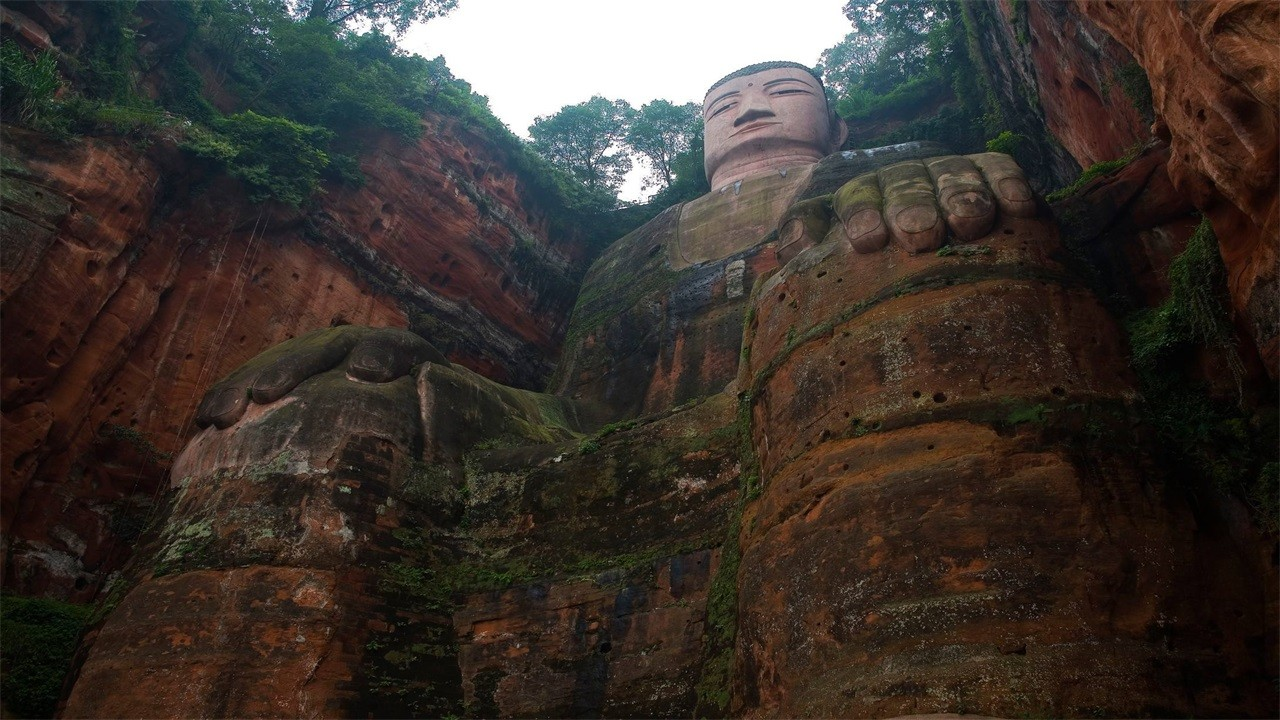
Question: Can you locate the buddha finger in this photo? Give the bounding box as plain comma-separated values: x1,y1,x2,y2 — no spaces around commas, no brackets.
249,326,364,404
969,152,1036,217
926,155,995,242
879,160,945,253
195,382,252,430
776,196,834,267
832,172,887,254
347,328,449,383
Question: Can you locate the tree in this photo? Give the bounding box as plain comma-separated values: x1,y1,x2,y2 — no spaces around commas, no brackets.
816,32,883,100
623,100,700,192
840,0,947,93
529,96,633,195
296,0,457,34
648,122,709,207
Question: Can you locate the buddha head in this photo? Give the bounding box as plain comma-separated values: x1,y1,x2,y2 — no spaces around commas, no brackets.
702,61,848,190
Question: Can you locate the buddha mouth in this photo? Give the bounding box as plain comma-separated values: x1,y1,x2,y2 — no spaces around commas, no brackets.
730,121,782,137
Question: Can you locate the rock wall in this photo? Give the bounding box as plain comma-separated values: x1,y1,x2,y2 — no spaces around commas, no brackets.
1002,0,1151,168
1,112,587,600
734,199,1274,717
63,354,741,718
1072,0,1279,376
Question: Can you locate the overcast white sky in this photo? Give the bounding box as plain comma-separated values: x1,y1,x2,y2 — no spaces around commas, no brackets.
399,0,851,200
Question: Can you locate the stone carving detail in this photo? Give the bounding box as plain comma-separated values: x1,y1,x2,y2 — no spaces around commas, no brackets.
63,60,1275,718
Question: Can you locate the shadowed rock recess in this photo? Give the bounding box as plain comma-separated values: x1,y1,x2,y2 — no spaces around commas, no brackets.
1,1,1276,718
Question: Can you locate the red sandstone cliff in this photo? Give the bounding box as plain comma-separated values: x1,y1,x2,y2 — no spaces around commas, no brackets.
1,110,588,599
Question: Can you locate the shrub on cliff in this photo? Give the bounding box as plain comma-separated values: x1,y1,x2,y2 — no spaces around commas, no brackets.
183,111,333,206
0,594,92,718
0,41,66,132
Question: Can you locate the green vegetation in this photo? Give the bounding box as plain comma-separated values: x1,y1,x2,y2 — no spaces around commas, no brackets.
1,41,64,131
99,423,172,464
530,96,633,193
1044,152,1134,202
0,594,93,718
985,129,1028,156
1126,219,1277,530
529,95,707,206
694,393,759,713
837,75,949,122
1114,62,1155,124
0,1,670,242
624,100,702,193
818,0,996,153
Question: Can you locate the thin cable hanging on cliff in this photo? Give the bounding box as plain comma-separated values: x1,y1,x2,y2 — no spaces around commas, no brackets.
174,202,271,453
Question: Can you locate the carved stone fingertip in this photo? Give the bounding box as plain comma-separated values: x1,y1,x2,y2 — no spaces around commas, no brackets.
890,205,944,253
251,367,296,404
776,218,814,266
997,177,1037,217
843,209,888,254
197,386,249,430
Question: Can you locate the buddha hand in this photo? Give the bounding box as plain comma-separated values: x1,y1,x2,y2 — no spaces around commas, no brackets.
193,325,446,429
776,153,1036,265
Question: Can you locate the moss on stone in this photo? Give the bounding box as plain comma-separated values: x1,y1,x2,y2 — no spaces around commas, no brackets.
1045,147,1139,203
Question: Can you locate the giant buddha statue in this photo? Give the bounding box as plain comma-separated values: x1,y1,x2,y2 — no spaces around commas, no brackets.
62,62,1273,719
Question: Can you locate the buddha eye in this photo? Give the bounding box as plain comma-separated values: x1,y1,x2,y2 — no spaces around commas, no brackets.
770,88,810,97
709,102,736,119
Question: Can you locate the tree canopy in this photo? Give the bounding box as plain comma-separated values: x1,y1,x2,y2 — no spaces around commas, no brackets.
624,100,700,192
296,0,457,34
529,96,634,194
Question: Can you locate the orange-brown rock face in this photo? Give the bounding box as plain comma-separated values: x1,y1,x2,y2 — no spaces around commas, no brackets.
64,356,741,718
1075,0,1280,375
733,210,1275,716
1017,0,1150,168
1,115,587,599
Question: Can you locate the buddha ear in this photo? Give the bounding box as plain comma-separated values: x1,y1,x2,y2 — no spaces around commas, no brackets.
831,117,849,152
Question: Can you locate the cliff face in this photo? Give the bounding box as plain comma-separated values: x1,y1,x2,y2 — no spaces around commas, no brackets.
1,111,588,599
997,0,1151,168
1073,0,1279,375
4,0,1278,717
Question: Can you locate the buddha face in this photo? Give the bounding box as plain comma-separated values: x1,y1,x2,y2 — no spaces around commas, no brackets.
703,66,846,189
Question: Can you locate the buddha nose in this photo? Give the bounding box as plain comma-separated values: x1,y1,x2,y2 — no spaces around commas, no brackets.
734,95,775,126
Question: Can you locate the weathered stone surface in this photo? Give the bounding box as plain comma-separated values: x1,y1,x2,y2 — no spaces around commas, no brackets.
66,335,742,717
64,567,352,718
1,105,590,597
448,392,741,718
552,142,951,420
1076,0,1280,375
1015,0,1151,168
454,550,720,718
734,202,1275,716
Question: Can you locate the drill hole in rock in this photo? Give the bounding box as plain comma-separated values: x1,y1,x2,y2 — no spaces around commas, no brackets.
933,392,947,403
1052,386,1066,396
912,390,921,399
598,641,612,654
